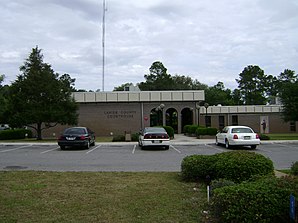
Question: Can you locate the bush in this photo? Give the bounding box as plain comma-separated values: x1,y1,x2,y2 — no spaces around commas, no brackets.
291,161,298,176
181,151,274,183
131,133,139,142
183,125,191,134
260,134,270,140
211,176,295,223
195,127,217,136
214,151,274,183
211,178,235,191
162,126,174,138
0,129,32,140
181,154,218,181
112,135,125,142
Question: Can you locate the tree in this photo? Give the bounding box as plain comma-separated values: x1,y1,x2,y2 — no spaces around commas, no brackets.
236,65,269,105
138,61,174,90
205,82,234,106
113,83,133,91
0,75,9,122
279,81,298,122
6,46,78,139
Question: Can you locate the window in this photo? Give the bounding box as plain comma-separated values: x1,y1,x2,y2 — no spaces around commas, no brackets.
205,116,211,127
290,122,296,132
232,115,238,126
219,116,225,130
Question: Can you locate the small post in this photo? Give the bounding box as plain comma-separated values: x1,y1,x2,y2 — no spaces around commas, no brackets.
290,194,296,223
206,175,211,203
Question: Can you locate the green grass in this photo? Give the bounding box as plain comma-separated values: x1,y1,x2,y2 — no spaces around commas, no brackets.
266,133,298,140
0,171,207,223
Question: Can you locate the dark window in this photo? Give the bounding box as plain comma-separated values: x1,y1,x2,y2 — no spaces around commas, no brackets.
219,116,225,130
205,116,211,127
232,115,238,126
290,122,296,132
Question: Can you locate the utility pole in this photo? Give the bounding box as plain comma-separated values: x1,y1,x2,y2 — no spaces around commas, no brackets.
102,0,106,92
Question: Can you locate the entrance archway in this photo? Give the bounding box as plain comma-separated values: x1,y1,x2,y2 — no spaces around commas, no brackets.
166,108,178,133
181,108,193,132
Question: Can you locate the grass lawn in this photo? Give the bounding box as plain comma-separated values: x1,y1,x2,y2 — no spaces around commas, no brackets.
266,133,298,140
0,171,207,223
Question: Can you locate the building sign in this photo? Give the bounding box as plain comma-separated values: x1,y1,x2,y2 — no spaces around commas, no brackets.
104,110,137,119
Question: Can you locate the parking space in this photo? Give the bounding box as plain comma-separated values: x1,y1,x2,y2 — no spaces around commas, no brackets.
0,142,297,171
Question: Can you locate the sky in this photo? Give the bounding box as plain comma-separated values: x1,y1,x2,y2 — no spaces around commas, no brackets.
1,0,298,91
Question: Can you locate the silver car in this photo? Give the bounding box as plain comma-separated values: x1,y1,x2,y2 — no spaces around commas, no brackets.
216,125,260,149
138,127,170,150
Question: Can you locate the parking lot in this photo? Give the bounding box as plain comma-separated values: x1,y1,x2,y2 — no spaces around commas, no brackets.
0,140,297,171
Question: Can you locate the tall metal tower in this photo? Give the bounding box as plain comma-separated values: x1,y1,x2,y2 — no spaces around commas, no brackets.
102,0,106,92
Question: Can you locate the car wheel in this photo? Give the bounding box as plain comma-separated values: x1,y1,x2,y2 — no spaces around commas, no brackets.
215,137,219,146
164,145,169,150
90,141,95,146
60,146,65,150
225,139,230,149
85,141,90,150
251,145,257,149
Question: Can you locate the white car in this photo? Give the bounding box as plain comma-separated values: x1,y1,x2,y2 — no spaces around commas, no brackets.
216,126,260,149
138,127,170,150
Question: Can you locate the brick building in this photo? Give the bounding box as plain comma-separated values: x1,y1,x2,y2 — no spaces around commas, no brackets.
42,91,296,138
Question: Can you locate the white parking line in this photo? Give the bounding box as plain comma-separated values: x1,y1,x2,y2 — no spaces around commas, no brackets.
205,144,225,152
86,145,102,154
170,145,182,153
0,145,32,153
40,147,60,154
132,145,137,154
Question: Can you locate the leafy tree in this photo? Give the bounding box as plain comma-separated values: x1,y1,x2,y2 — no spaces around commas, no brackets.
6,46,78,139
236,65,269,105
205,82,234,106
231,89,243,105
0,75,9,122
138,61,174,90
113,83,134,91
279,81,298,122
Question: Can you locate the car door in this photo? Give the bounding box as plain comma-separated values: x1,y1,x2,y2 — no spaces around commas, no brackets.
218,127,228,144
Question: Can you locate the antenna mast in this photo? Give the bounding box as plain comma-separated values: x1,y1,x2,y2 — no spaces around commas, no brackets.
102,0,106,92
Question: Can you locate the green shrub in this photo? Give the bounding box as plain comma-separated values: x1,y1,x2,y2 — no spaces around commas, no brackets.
291,161,298,176
260,134,270,140
195,127,217,136
112,135,125,142
181,151,274,183
0,129,32,140
211,178,235,191
131,133,139,142
183,125,191,134
181,154,218,181
214,151,274,183
211,176,295,223
162,126,174,138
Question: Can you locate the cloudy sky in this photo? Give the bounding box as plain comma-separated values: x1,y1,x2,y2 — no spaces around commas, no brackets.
1,0,298,91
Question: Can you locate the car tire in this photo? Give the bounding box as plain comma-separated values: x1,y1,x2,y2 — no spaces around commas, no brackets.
164,145,169,150
215,137,219,146
85,141,90,150
225,139,230,149
60,146,65,150
251,145,257,149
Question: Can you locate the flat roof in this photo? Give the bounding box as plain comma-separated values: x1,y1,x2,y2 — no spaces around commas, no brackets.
72,91,205,103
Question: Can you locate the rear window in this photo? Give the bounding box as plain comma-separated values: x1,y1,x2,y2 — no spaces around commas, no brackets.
64,128,86,134
231,128,253,133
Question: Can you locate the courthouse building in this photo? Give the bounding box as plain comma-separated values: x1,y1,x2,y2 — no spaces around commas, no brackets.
44,90,297,138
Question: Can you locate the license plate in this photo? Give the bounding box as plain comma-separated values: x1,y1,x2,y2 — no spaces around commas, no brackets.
244,136,250,140
66,137,76,140
152,140,162,143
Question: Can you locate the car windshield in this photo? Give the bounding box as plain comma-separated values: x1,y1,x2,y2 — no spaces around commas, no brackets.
64,128,86,135
145,128,166,133
231,128,253,133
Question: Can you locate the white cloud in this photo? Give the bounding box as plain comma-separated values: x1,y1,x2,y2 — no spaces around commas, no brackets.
1,0,298,91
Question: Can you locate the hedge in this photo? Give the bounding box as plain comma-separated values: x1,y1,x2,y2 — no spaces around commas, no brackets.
181,154,218,181
0,129,32,140
181,151,274,183
211,176,297,223
291,161,298,176
214,151,274,183
195,127,217,136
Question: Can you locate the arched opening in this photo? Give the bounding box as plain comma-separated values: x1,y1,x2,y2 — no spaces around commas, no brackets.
181,108,194,132
166,108,178,133
150,108,163,126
